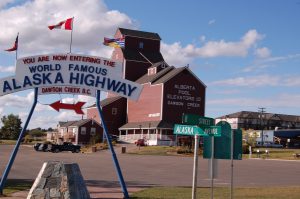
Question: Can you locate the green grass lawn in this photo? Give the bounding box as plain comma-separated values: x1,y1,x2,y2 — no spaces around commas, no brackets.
0,179,33,196
252,148,300,160
0,140,17,145
128,146,183,156
128,146,300,160
130,186,300,199
0,139,45,145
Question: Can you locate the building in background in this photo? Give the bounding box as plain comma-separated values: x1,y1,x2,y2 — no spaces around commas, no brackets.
217,111,300,148
216,111,300,130
55,119,102,145
87,28,206,145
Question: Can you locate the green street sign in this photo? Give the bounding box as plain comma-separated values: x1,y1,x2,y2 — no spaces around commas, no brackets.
200,126,221,137
174,124,200,135
182,114,214,127
174,124,221,137
203,121,243,160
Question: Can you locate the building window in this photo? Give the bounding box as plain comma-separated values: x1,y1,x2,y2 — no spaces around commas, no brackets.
112,108,118,115
139,42,144,49
81,127,86,135
91,127,96,136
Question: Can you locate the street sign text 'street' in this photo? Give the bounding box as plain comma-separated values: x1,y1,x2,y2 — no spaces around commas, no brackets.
182,114,214,127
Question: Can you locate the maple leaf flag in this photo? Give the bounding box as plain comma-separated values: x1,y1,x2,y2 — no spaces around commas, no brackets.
5,34,18,52
48,17,73,30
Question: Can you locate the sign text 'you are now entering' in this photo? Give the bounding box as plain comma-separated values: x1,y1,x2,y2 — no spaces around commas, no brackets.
0,53,142,100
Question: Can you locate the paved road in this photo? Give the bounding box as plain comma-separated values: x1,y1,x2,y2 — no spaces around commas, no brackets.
1,144,300,188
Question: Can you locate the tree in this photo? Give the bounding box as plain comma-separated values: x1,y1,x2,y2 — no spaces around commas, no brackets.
0,114,22,140
28,128,46,137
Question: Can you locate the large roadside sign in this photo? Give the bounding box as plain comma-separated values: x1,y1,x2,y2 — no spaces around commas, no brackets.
0,53,142,100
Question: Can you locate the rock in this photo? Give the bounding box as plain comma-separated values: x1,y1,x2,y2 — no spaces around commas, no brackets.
27,161,90,199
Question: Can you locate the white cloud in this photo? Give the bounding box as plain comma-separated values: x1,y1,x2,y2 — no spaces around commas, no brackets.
242,53,300,73
255,47,271,58
208,94,300,109
0,0,135,56
209,75,280,87
161,42,193,66
283,76,300,86
210,89,241,95
258,53,300,64
161,29,264,65
0,65,15,73
208,19,216,25
0,91,33,108
210,74,300,88
242,64,271,73
0,0,14,9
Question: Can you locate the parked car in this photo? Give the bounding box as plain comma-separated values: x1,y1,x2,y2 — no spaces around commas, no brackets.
256,142,283,148
264,143,283,148
135,139,146,146
50,142,81,153
110,135,119,142
104,134,119,142
34,143,52,152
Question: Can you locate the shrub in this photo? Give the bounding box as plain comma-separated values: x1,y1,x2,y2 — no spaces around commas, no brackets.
177,146,192,154
24,135,33,143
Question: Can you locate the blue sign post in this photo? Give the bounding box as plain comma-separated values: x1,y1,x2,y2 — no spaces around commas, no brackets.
96,90,129,199
0,88,38,195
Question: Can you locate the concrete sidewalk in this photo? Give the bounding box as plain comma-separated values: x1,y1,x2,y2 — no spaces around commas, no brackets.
0,186,143,199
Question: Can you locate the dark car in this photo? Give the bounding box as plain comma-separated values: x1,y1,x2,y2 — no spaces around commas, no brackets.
51,142,81,153
34,143,52,152
109,135,119,142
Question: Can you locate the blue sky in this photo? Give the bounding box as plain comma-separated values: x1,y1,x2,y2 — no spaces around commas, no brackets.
0,0,300,128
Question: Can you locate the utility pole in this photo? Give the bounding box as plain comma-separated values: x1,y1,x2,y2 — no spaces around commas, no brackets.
258,107,266,145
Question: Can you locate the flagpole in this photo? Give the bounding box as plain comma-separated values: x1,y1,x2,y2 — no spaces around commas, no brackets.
69,17,74,53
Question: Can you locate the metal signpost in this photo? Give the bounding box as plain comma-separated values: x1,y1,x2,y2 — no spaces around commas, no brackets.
0,53,142,199
203,121,242,199
174,116,220,199
174,124,201,199
182,115,243,199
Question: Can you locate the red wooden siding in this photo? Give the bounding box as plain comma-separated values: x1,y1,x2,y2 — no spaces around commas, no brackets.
76,120,103,145
86,97,127,135
125,60,152,81
128,83,162,122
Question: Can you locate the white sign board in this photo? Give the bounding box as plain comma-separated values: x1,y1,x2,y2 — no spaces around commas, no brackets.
0,53,142,100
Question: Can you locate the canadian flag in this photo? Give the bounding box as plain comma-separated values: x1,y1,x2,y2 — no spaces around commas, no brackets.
48,17,73,30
